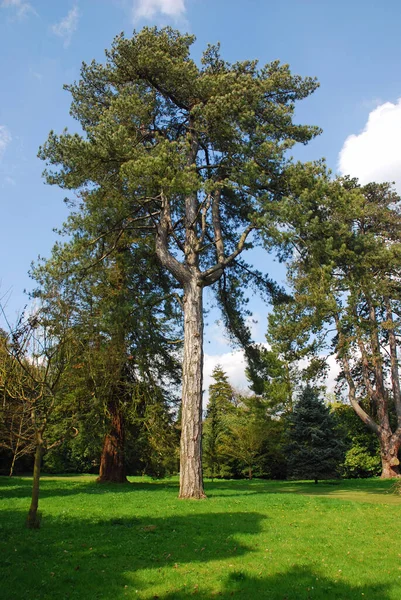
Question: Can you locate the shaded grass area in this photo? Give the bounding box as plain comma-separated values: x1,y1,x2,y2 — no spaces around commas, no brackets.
1,476,401,599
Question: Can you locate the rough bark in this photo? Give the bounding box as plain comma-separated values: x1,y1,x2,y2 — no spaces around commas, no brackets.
179,278,206,499
26,433,43,529
97,398,128,484
154,122,254,499
379,433,401,478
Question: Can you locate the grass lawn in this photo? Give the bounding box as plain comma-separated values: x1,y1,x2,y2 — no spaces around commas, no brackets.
1,476,401,599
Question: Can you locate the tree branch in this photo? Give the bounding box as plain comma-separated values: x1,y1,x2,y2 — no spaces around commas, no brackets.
200,224,255,286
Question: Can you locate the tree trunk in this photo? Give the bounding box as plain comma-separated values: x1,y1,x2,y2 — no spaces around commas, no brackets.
97,398,128,484
248,466,253,480
9,451,17,477
379,433,401,478
179,278,206,499
26,436,43,528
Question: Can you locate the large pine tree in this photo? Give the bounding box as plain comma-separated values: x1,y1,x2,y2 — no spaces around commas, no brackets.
39,27,319,497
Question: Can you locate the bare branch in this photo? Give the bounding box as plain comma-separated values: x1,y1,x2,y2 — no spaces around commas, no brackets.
335,314,380,436
200,224,256,286
156,193,190,284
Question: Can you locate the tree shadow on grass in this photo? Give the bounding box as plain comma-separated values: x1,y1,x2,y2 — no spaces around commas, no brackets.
160,566,394,599
1,509,264,599
0,476,180,501
1,508,398,599
1,505,395,600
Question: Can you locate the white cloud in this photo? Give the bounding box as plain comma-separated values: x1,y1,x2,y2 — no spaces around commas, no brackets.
51,6,79,48
338,98,401,193
0,126,11,161
325,354,341,394
133,0,186,20
203,349,250,406
1,0,36,18
203,347,340,408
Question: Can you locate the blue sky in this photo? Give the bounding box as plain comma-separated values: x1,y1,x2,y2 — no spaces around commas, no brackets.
1,0,401,392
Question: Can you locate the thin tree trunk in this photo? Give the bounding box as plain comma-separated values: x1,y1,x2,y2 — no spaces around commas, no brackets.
9,451,17,477
367,299,390,430
97,398,128,484
248,466,252,480
179,278,206,499
384,297,401,426
26,433,43,529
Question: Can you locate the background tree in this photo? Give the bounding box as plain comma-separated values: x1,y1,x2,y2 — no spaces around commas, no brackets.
287,386,344,483
0,331,36,476
126,383,180,478
247,340,299,417
265,165,401,478
202,365,236,479
39,27,320,498
220,395,271,480
32,174,182,483
247,294,328,417
2,311,77,527
333,402,381,479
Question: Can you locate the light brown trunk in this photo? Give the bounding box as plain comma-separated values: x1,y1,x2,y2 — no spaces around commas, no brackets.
9,452,17,477
179,278,206,499
26,435,43,528
379,433,401,478
97,398,128,484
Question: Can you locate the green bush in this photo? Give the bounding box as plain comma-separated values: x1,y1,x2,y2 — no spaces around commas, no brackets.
341,443,381,478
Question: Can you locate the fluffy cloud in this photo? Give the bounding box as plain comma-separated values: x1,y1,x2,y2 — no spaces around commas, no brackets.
51,6,79,48
1,0,35,18
338,98,401,193
203,349,250,404
325,354,341,396
0,126,11,161
133,0,186,20
203,348,340,407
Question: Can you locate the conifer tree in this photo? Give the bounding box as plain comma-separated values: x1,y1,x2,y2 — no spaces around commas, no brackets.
265,166,401,478
287,386,344,483
203,365,235,479
32,216,181,484
39,27,319,497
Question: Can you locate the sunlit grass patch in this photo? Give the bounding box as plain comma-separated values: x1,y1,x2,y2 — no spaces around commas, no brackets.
1,476,400,599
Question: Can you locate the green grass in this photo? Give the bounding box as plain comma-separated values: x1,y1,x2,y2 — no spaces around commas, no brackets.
1,476,401,599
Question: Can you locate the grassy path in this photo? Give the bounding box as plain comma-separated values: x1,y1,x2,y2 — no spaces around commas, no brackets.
1,476,400,599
